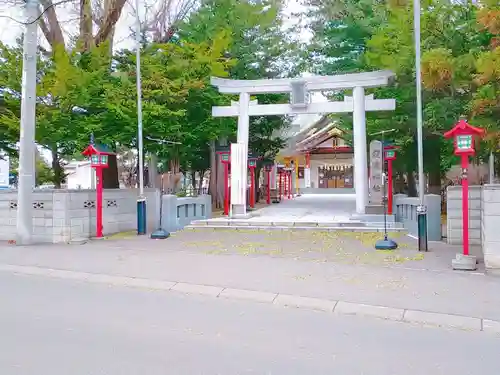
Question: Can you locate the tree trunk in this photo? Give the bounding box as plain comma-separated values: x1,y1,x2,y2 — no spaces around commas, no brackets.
198,170,206,194
50,147,64,189
102,155,120,188
148,154,158,188
427,169,441,195
103,0,116,55
406,170,417,197
79,0,94,51
191,170,197,192
255,167,261,202
209,140,217,205
216,154,225,209
94,0,127,46
39,0,65,48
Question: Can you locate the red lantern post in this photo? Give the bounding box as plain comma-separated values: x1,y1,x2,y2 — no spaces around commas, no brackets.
248,158,257,208
82,142,115,238
444,119,484,268
217,151,231,216
384,145,399,215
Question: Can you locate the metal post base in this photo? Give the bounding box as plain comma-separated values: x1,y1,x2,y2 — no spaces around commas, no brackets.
150,228,170,239
417,207,428,252
375,238,398,250
137,199,147,235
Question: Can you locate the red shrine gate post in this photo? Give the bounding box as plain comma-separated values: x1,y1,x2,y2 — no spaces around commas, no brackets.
444,119,485,271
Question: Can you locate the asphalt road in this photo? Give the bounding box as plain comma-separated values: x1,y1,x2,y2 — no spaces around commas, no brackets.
0,273,498,375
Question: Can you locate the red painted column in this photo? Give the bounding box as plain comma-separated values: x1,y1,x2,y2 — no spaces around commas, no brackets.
223,163,229,216
461,154,469,256
283,172,288,199
288,172,292,199
96,167,103,238
267,172,271,204
387,159,393,215
250,167,255,208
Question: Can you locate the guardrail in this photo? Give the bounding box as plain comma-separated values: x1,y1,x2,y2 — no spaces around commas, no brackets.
394,194,441,241
160,194,212,233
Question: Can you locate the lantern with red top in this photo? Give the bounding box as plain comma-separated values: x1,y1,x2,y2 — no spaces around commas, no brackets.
444,119,485,270
247,154,259,210
383,144,399,215
216,146,231,216
82,138,116,238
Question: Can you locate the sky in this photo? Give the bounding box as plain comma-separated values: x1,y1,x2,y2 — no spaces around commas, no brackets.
0,0,320,163
0,0,310,49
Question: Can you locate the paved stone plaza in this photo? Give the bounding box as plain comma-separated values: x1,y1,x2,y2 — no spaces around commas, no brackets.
196,194,399,228
252,194,357,222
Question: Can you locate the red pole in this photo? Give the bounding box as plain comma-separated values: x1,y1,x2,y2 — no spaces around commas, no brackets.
223,163,229,216
96,167,103,238
266,169,271,204
279,172,282,199
250,167,255,208
283,172,287,199
388,159,393,215
461,154,469,256
288,172,292,199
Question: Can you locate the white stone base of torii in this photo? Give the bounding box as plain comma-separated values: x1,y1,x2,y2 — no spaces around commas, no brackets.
211,71,396,218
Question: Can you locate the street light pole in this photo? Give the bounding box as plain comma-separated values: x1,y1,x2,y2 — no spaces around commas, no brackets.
16,0,39,245
414,0,428,251
134,0,146,235
370,129,398,250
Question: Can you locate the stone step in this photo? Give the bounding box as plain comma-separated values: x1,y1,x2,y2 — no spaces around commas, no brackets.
190,219,404,229
185,224,407,233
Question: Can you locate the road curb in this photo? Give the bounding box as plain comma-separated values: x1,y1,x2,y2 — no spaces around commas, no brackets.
1,263,498,334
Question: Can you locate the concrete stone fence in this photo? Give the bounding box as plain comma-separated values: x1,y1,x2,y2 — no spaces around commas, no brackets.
446,186,482,246
0,188,160,243
394,194,441,241
446,184,500,270
160,194,212,233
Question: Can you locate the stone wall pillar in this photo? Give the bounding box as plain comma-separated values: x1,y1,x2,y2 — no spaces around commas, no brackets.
482,185,500,270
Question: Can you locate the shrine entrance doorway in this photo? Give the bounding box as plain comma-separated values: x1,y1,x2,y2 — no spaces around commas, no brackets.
318,165,354,189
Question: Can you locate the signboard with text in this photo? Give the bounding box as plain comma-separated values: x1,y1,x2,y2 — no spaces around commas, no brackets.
0,153,9,188
369,140,383,204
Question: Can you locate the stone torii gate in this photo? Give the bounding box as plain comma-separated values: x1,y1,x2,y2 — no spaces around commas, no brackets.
211,71,396,217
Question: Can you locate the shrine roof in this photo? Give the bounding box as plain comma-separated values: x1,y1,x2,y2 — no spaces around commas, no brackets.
82,143,115,156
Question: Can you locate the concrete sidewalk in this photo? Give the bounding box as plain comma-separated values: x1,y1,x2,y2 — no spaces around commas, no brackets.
0,229,497,327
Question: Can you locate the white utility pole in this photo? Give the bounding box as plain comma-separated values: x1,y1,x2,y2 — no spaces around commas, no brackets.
16,0,39,245
414,0,428,251
134,0,147,234
135,0,144,198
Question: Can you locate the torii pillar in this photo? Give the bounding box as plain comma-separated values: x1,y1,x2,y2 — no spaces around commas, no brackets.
352,87,369,213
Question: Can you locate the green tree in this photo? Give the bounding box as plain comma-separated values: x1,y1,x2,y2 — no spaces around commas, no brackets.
310,0,495,194
177,0,298,204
